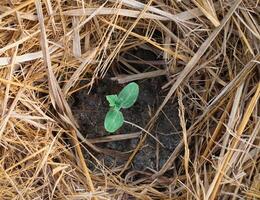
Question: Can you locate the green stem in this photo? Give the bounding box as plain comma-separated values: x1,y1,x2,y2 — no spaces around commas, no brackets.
124,120,164,147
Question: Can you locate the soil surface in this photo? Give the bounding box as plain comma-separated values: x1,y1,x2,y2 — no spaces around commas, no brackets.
70,77,181,171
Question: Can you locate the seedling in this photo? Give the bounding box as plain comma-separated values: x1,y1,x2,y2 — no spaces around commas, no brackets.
104,82,139,133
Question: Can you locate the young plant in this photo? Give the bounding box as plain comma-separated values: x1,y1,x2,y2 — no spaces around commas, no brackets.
104,82,139,133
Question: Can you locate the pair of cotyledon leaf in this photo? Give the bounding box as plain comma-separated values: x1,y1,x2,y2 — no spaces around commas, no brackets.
104,82,139,133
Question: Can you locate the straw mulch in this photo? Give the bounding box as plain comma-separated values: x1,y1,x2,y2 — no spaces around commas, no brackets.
0,0,259,199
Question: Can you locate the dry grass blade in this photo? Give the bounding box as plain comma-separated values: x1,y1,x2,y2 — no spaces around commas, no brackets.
112,69,167,84
178,89,193,198
192,0,220,26
0,47,58,66
88,132,141,144
61,7,169,21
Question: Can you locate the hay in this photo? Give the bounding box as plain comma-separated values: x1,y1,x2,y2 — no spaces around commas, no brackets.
0,0,259,199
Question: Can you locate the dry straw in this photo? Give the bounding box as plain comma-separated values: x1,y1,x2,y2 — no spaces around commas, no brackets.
0,0,259,199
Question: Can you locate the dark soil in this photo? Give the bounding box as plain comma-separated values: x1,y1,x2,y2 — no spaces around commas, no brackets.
70,77,181,171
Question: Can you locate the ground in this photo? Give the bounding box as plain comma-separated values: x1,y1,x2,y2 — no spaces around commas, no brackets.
70,76,181,171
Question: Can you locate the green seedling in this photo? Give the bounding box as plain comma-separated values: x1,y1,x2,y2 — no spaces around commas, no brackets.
104,82,139,133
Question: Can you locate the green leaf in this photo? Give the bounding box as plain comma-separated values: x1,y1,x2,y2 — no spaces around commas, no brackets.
118,82,139,109
104,109,124,133
106,95,119,108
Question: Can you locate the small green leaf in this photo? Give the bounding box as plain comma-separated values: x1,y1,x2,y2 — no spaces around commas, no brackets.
104,109,124,133
118,82,139,109
106,95,119,108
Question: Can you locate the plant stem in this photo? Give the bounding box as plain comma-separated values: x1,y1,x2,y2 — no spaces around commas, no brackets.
124,120,164,147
